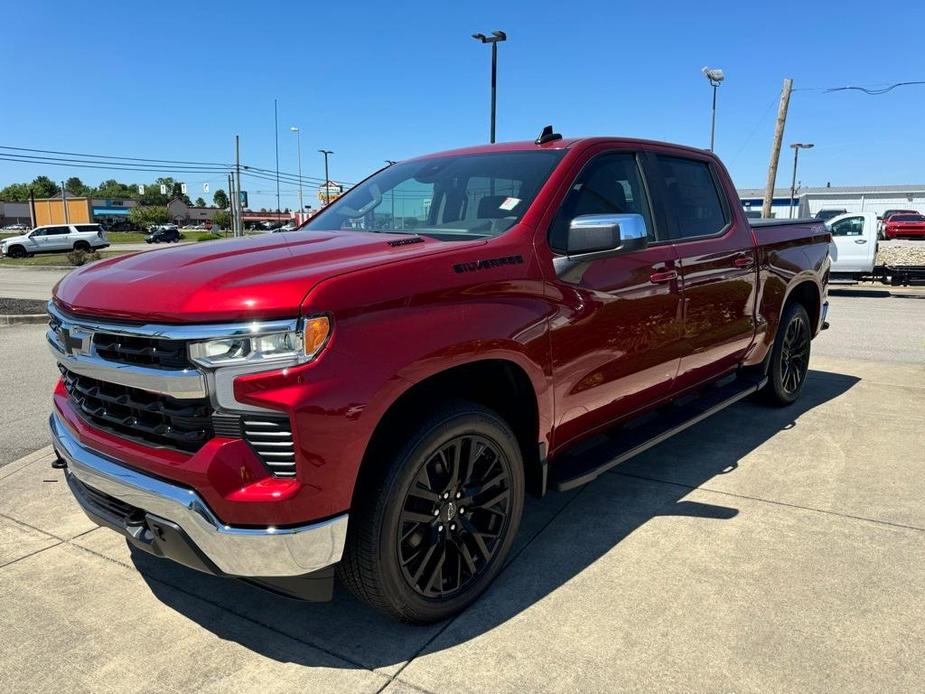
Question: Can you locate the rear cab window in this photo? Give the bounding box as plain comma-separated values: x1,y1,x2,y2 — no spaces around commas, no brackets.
652,155,729,240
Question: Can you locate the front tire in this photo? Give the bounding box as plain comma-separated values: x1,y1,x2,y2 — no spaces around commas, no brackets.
339,401,525,623
762,302,812,406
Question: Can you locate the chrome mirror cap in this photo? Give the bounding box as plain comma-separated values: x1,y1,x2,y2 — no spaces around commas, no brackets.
566,213,648,257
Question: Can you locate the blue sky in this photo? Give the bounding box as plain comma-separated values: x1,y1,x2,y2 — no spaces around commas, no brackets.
2,0,924,211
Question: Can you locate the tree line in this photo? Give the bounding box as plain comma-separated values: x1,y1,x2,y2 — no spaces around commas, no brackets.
0,175,229,210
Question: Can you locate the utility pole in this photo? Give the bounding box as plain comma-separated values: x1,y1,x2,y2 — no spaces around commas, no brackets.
227,173,235,237
762,78,793,219
290,127,303,218
61,181,69,223
234,135,242,237
274,99,281,217
319,149,333,205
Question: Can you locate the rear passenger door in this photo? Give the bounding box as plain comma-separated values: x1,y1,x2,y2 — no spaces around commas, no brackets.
647,153,758,390
44,226,73,251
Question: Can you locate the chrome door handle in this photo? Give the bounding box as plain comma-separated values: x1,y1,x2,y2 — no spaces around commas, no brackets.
854,239,867,244
649,269,678,284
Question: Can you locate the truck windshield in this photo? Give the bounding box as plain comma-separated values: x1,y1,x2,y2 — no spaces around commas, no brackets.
305,150,566,240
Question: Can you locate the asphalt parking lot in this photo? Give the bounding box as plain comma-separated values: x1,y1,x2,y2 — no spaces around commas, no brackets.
1,282,923,692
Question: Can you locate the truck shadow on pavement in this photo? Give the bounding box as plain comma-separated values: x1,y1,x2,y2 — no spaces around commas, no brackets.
130,369,859,670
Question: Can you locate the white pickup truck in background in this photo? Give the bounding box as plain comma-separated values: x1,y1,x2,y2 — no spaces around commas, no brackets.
826,211,925,285
1,223,109,258
826,212,878,277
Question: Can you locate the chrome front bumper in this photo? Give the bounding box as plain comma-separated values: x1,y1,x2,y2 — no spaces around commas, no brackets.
50,411,347,577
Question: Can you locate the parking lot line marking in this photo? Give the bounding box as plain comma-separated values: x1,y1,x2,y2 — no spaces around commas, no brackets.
610,470,925,533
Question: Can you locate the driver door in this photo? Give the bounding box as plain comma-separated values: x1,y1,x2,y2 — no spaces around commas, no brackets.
829,215,873,272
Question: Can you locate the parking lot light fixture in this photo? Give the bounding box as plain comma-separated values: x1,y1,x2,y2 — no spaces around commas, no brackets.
472,30,507,143
702,66,725,151
789,143,814,218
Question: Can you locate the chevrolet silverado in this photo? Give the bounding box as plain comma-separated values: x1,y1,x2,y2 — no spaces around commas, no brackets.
48,130,831,623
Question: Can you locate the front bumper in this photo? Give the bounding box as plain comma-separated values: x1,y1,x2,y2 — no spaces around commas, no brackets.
50,411,347,578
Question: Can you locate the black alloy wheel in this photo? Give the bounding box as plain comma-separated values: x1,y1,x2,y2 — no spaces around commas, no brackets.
339,401,524,623
780,311,810,396
7,245,26,258
397,433,513,599
762,302,812,406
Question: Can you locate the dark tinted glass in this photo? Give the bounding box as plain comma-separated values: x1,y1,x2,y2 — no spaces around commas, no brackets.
656,155,727,239
829,216,864,237
47,226,71,235
75,224,100,232
549,153,654,253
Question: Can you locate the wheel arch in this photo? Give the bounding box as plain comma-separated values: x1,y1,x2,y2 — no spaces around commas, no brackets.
782,278,822,336
355,358,548,510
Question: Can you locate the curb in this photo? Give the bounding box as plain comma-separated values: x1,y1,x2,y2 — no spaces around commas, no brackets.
0,313,47,326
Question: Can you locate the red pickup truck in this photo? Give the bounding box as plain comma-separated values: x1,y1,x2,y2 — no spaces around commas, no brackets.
48,131,831,623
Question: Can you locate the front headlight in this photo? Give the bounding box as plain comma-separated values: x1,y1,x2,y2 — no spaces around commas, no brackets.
189,315,331,368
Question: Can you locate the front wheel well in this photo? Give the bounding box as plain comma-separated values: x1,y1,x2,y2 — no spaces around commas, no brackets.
355,360,543,505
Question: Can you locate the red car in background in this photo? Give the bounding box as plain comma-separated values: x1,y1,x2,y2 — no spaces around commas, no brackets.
884,213,925,239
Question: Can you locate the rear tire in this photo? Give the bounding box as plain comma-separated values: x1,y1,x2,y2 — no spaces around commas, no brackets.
339,401,525,623
761,302,812,406
73,241,90,252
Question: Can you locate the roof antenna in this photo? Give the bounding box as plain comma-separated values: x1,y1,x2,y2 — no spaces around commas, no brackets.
535,125,562,145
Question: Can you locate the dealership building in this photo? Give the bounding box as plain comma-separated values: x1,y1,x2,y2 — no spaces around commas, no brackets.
737,184,925,219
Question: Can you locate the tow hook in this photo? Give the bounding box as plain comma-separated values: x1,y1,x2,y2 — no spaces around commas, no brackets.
51,449,67,469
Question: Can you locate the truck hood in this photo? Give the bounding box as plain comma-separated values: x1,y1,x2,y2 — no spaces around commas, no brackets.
53,231,456,323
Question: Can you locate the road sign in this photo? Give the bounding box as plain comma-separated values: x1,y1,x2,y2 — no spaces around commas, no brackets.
239,191,248,208
181,183,187,194
138,185,145,194
160,184,167,195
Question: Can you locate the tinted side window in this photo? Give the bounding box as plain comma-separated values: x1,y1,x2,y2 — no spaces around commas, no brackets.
75,224,99,232
655,155,727,239
47,226,71,236
829,217,864,237
549,153,654,253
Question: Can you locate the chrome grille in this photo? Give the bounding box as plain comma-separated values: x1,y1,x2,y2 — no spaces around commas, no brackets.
243,417,297,478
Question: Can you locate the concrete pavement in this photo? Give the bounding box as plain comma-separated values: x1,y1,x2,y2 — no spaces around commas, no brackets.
0,355,922,692
1,325,924,691
1,282,923,691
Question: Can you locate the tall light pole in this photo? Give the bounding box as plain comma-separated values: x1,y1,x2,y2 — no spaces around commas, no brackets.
274,99,281,217
789,143,814,218
472,30,507,143
702,66,725,151
319,149,333,205
289,126,303,217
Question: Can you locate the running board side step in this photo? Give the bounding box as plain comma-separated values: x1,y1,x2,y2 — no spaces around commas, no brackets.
551,373,767,492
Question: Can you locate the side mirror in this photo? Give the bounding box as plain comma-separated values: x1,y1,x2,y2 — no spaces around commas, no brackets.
566,213,648,256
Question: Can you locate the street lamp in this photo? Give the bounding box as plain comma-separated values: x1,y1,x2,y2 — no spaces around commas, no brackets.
789,143,814,218
702,66,725,151
318,149,334,205
472,30,507,144
289,126,304,218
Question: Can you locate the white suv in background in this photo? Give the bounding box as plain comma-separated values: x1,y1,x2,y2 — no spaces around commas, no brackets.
1,223,109,258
